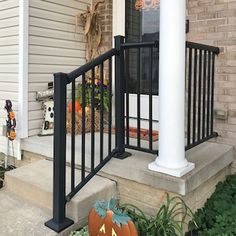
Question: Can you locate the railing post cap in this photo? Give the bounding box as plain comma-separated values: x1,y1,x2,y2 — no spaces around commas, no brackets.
114,35,125,39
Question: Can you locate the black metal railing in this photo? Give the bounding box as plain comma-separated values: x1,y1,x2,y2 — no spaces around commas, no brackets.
185,42,220,150
121,40,159,154
45,36,219,232
45,36,131,232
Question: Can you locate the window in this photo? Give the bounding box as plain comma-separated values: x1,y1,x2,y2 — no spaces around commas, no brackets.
125,0,160,95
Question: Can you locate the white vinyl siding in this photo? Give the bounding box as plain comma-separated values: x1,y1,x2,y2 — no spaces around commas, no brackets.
0,0,19,155
28,0,88,136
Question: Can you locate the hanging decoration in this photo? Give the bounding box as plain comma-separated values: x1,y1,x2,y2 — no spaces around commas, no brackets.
5,100,16,141
76,0,105,63
135,0,160,11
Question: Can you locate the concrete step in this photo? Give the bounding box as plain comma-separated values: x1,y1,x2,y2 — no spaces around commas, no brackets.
5,159,117,228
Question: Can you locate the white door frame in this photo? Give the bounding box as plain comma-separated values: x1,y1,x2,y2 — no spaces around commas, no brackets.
112,0,159,129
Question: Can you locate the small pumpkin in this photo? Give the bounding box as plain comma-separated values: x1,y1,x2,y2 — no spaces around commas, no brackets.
68,100,81,113
135,0,144,10
88,198,138,236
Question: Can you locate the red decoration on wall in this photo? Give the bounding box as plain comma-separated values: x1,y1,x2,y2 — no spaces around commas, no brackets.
135,0,160,11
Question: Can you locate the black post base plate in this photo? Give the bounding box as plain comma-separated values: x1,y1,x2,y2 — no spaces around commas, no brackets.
113,151,132,160
45,218,74,233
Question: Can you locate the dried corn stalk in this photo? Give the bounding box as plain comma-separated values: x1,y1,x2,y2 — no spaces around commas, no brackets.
76,0,105,62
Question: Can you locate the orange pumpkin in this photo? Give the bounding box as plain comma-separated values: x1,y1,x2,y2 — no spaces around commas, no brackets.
68,100,81,113
88,199,138,236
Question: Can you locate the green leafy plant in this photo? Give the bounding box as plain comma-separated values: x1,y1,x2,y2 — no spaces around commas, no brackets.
76,75,110,112
122,193,197,236
188,174,236,235
0,166,6,188
0,170,4,179
69,226,89,236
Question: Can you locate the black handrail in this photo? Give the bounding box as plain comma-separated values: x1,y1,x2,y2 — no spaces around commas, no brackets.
67,48,118,83
121,40,159,49
45,36,220,233
186,41,220,54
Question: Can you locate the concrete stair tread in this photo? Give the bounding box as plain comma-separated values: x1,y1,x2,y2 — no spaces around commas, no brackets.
5,160,116,227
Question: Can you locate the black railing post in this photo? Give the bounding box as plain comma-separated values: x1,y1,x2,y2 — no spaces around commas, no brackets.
114,35,131,159
45,73,74,232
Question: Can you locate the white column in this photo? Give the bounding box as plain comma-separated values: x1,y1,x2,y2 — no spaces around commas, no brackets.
112,0,125,39
149,0,195,177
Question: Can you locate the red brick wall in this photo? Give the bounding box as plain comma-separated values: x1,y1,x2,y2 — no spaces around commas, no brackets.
187,0,236,150
98,0,113,54
97,0,236,151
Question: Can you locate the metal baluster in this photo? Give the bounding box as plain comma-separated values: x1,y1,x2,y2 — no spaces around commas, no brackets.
108,58,112,154
192,49,198,143
187,48,192,146
100,63,104,163
71,80,75,191
149,47,153,151
137,48,141,148
91,69,95,171
198,50,202,141
202,51,207,139
81,73,86,181
125,49,130,146
211,54,215,134
207,51,212,136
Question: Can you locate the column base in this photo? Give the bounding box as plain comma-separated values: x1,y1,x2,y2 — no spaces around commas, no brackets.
148,161,195,177
45,218,74,233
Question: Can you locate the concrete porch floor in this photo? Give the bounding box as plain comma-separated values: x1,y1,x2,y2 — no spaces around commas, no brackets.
21,134,234,196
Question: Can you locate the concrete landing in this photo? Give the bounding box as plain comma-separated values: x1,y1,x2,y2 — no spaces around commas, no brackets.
22,136,234,196
101,142,234,195
5,160,116,229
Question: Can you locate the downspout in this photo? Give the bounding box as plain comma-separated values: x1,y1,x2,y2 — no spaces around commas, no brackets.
17,0,29,160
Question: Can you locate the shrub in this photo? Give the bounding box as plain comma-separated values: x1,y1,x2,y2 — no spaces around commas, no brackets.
188,174,236,235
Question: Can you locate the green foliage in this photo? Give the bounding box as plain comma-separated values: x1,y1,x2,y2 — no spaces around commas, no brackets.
94,198,131,227
122,193,196,236
69,226,89,236
76,77,110,112
188,174,236,235
0,166,5,180
0,171,4,179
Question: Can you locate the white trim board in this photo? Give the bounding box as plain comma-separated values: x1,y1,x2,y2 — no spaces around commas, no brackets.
112,0,125,40
18,0,29,159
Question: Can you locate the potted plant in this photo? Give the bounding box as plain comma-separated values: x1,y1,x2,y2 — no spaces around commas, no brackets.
66,72,110,135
